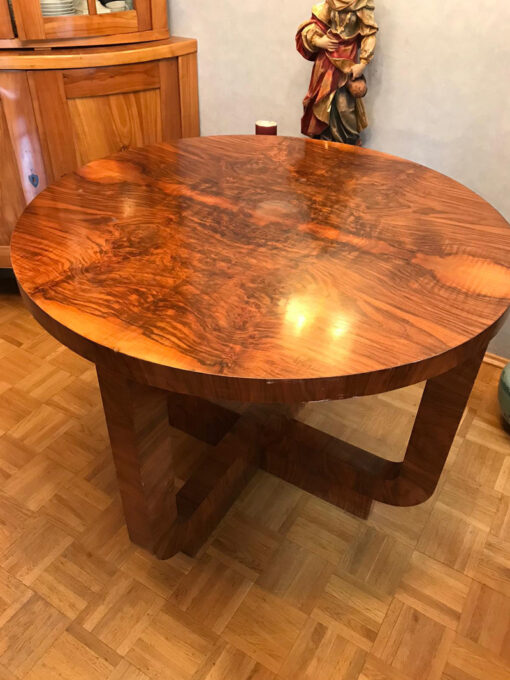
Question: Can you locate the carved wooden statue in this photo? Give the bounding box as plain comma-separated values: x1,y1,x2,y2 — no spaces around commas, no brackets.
296,0,378,145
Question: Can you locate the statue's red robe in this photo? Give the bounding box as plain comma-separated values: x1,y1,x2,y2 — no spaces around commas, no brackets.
296,1,377,141
296,17,359,138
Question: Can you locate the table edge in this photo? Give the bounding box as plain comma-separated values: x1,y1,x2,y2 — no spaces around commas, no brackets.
18,286,508,403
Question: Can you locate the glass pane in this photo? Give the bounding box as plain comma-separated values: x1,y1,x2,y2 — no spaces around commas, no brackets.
39,0,133,17
40,0,85,16
100,0,132,12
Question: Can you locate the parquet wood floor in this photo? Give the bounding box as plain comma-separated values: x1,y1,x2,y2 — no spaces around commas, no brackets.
0,287,509,680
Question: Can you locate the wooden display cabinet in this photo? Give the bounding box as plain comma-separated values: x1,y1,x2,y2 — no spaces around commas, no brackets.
0,0,200,268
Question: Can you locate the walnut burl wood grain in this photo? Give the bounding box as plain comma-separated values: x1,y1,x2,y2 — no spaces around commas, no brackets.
11,135,510,557
11,136,510,403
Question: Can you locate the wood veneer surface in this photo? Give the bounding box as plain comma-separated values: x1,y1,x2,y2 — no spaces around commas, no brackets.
11,136,510,402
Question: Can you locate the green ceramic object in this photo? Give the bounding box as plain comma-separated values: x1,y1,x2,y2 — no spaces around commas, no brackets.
499,363,510,428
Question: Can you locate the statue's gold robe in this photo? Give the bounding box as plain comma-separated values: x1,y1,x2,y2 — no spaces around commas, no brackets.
296,0,378,143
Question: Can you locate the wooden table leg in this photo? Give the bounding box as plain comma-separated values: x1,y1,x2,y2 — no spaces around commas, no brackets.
97,367,258,559
259,412,378,519
166,391,240,445
260,348,487,516
372,348,486,506
97,367,178,556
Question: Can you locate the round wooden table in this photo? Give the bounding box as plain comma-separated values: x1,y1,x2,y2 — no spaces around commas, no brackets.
11,136,510,559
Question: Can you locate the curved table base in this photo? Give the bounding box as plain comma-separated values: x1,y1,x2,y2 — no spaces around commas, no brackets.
97,349,485,560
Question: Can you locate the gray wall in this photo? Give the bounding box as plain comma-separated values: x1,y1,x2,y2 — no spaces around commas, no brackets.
169,0,510,356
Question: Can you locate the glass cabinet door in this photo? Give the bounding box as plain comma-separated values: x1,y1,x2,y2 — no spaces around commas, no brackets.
10,0,160,42
40,0,133,18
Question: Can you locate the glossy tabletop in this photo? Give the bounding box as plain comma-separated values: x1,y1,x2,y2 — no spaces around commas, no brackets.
11,136,510,401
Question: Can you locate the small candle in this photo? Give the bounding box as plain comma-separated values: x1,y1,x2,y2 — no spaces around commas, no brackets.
255,120,278,136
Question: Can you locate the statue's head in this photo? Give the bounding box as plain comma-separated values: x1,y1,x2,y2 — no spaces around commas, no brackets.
327,0,359,10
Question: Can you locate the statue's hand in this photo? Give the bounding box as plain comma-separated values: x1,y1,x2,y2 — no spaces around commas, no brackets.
350,63,367,80
314,34,340,51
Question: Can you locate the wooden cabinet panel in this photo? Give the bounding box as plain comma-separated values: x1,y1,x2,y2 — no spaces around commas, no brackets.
43,11,139,41
159,57,181,139
150,0,166,30
68,88,162,165
63,61,160,98
0,100,25,266
0,0,15,39
178,53,199,138
10,0,45,40
32,56,194,175
0,71,47,205
28,70,77,182
136,0,151,32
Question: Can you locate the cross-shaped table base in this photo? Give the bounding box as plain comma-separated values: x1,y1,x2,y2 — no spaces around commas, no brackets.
97,349,484,560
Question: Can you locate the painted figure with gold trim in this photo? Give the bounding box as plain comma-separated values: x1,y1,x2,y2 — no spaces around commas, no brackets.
296,0,378,145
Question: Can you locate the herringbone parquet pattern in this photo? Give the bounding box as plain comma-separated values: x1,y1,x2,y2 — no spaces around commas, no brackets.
0,287,509,680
